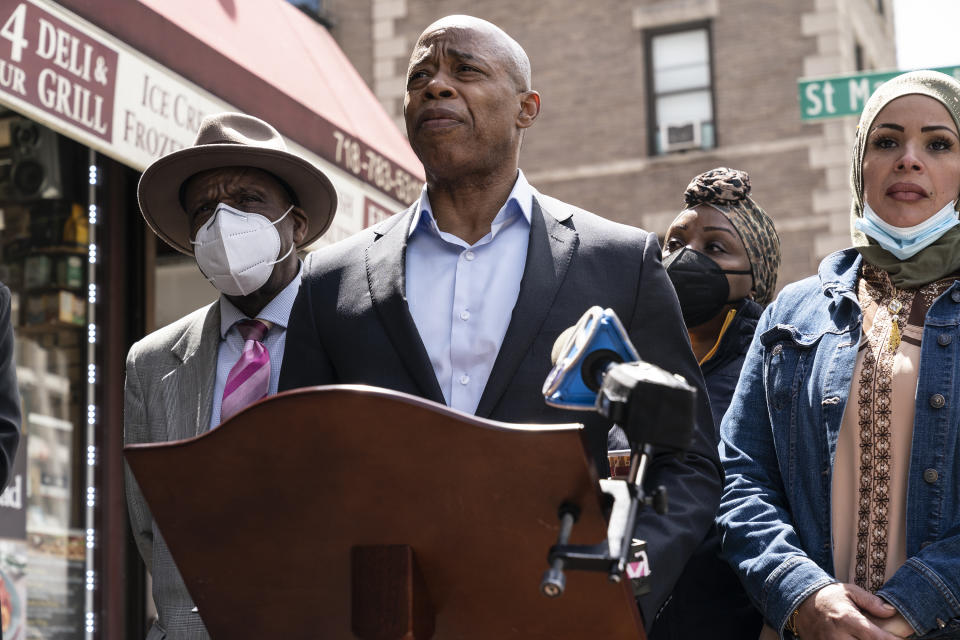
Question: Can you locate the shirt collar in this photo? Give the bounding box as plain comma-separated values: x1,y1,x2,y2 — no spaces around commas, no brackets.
408,169,534,239
219,262,303,338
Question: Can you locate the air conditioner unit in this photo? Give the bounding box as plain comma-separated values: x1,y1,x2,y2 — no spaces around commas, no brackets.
660,121,702,153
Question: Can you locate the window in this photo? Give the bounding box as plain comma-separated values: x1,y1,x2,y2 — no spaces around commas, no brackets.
645,24,716,155
855,42,865,72
287,0,321,11
876,0,884,15
286,0,332,27
0,113,91,640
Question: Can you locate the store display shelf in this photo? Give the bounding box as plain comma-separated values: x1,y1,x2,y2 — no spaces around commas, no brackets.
20,285,87,295
27,413,72,431
15,368,70,394
34,484,70,500
6,245,87,258
25,524,75,539
17,322,85,335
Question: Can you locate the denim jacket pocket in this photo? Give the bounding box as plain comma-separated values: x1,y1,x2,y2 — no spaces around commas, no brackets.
761,325,817,413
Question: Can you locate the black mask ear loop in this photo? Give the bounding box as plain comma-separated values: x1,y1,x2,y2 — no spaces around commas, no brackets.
725,265,754,301
720,264,752,306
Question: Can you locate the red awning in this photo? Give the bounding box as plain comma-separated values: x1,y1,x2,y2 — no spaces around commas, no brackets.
58,0,423,183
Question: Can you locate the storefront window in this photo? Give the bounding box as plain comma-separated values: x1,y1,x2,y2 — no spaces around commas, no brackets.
0,114,88,640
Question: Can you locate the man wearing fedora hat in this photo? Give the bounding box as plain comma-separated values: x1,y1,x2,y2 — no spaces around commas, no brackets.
124,112,336,639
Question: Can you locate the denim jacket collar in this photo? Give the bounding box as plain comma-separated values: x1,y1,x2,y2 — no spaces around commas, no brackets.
819,247,960,326
811,248,864,334
818,248,861,300
762,249,863,345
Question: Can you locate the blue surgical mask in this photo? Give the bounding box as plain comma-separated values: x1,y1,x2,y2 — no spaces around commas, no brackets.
855,200,959,260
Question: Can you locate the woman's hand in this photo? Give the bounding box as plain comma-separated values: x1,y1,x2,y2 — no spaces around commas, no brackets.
794,583,904,639
867,612,914,638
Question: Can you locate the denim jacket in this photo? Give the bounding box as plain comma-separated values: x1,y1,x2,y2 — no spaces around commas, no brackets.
717,248,960,638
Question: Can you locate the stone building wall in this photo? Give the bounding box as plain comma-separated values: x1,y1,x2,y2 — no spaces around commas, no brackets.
332,0,896,290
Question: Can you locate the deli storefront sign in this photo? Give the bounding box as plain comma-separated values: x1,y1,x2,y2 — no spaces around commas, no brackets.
0,0,409,241
0,1,116,139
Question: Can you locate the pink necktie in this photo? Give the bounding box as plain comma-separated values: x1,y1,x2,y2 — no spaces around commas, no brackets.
220,319,270,422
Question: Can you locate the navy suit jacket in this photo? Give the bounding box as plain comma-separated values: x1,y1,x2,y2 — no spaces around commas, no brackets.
279,191,721,627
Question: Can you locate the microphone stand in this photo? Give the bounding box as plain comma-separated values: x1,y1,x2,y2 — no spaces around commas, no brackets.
540,361,695,598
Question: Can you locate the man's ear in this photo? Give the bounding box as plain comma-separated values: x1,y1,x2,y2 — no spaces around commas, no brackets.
291,206,309,245
517,90,541,129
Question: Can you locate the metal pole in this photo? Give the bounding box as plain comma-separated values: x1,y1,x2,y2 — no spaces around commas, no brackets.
83,148,99,639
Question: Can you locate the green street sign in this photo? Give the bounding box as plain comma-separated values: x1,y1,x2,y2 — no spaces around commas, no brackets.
797,66,960,121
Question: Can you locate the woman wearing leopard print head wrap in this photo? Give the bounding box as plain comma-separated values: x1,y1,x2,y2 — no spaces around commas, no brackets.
663,167,780,420
718,70,960,640
650,167,778,640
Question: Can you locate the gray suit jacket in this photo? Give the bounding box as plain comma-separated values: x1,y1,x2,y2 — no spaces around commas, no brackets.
279,191,722,628
124,303,218,640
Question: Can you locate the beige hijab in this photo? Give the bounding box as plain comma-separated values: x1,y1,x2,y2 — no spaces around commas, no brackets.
850,70,960,288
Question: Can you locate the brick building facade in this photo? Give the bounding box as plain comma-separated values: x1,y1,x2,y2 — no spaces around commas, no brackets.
320,0,896,290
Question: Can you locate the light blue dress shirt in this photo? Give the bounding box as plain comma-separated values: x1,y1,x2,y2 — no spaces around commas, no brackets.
208,264,302,429
405,170,533,414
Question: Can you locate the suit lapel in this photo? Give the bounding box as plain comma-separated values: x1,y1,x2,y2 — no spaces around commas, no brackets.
365,206,446,404
475,195,578,418
161,303,220,439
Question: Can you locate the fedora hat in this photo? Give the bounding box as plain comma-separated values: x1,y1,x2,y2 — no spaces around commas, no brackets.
137,112,337,255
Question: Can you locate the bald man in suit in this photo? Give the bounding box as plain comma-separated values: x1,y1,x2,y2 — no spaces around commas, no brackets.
280,16,720,628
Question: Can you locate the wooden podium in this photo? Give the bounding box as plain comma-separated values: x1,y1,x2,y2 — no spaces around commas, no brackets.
124,385,646,639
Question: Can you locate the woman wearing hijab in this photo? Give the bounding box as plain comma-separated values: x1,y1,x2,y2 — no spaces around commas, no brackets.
650,167,778,639
718,70,960,639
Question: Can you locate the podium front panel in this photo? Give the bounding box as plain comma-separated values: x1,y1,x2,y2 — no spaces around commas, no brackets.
125,385,646,639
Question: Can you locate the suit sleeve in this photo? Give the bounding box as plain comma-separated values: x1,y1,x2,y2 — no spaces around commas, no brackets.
0,284,20,491
626,232,723,628
123,346,155,571
279,252,336,391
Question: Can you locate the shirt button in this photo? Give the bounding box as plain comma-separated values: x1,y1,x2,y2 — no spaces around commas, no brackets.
459,310,470,321
464,251,475,261
930,393,946,409
938,333,953,346
923,468,939,484
459,374,470,385
952,289,960,303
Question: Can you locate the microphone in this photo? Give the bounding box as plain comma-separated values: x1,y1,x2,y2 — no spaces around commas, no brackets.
541,306,696,452
550,326,576,366
542,307,640,410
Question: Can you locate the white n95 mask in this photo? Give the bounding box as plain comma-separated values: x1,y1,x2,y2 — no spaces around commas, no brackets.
191,202,294,296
